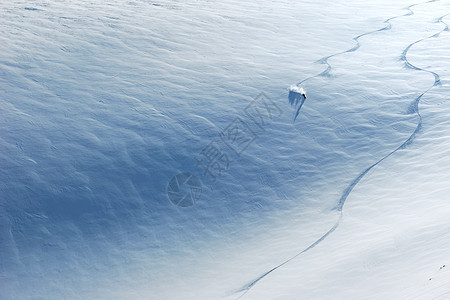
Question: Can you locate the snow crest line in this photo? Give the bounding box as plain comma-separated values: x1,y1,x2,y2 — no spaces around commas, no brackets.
236,2,448,298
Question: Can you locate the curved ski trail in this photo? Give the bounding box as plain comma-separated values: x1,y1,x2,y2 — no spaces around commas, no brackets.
236,2,448,298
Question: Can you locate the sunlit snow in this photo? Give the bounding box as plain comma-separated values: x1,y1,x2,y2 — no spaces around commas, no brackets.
1,0,450,299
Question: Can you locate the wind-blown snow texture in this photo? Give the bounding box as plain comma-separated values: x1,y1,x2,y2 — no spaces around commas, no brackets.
1,1,450,299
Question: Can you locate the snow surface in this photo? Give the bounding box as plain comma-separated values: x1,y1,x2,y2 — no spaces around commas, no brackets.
1,0,450,299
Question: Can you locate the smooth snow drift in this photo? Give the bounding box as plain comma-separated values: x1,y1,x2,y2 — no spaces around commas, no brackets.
1,0,450,299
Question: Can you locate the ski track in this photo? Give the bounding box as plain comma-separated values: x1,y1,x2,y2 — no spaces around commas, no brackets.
292,0,436,122
236,1,449,298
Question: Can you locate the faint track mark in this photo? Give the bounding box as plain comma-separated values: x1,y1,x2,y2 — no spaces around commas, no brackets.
237,2,448,298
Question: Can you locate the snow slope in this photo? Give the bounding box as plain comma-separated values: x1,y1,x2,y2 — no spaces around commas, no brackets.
1,0,449,299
